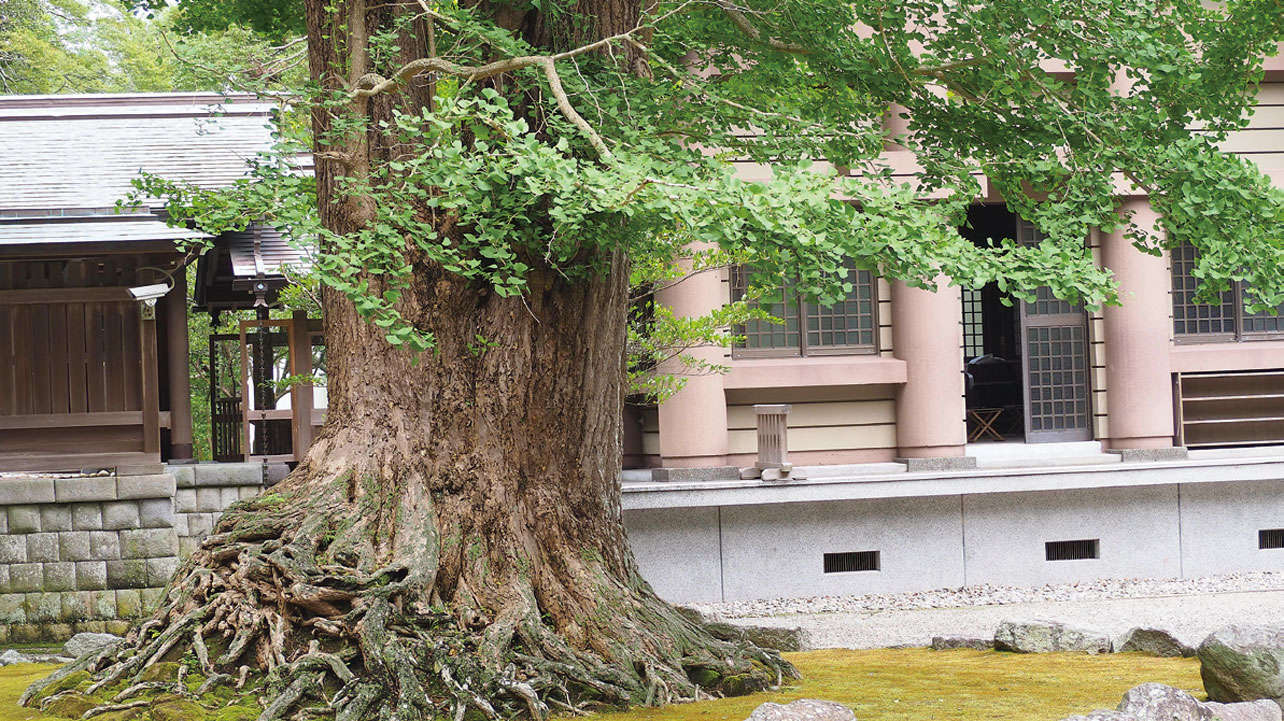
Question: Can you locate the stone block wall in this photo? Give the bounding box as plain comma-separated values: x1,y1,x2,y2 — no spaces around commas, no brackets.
0,472,177,643
0,463,264,642
168,464,264,559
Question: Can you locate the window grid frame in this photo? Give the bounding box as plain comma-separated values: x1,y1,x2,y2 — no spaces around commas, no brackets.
962,287,984,358
730,266,879,358
1172,244,1284,343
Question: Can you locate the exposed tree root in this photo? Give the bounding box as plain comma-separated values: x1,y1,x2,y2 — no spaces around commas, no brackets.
23,461,797,721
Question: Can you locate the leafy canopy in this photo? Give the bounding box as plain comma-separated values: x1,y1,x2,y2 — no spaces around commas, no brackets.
136,0,1284,359
0,0,305,94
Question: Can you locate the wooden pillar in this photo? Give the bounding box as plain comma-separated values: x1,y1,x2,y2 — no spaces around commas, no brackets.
163,280,194,460
140,311,161,459
1100,200,1176,450
290,310,314,457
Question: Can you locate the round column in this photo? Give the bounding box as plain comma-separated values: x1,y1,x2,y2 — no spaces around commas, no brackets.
891,278,968,459
1101,200,1176,450
656,255,729,468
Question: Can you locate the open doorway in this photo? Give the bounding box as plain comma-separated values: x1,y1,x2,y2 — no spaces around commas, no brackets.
961,205,1093,444
961,205,1024,441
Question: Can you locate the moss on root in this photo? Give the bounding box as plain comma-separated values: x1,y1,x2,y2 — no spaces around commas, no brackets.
19,472,797,721
11,662,262,721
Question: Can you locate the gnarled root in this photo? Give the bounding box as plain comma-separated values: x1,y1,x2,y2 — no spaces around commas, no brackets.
24,466,796,720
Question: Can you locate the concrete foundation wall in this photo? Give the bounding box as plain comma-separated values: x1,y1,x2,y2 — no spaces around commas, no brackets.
962,485,1181,586
625,507,723,603
624,477,1284,604
720,496,963,600
1180,479,1284,577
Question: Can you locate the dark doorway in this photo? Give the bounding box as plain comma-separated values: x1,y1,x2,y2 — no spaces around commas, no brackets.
961,205,1024,441
959,205,1093,443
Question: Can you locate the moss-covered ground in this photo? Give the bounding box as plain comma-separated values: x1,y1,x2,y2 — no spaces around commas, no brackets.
591,649,1204,721
0,664,61,721
0,648,1204,721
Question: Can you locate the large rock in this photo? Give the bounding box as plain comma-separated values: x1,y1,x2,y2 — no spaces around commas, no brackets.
62,632,122,659
1117,628,1194,657
931,636,992,651
730,624,808,653
1202,701,1284,721
995,620,1112,654
1115,683,1211,721
1199,626,1284,704
746,699,855,721
1059,685,1283,721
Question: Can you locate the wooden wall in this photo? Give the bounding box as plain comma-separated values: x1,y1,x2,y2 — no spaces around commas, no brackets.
0,257,166,472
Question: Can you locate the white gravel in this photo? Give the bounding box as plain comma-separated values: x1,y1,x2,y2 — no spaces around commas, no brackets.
690,572,1284,650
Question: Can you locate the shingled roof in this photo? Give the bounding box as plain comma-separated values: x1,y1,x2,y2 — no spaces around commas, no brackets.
0,92,307,282
0,92,278,213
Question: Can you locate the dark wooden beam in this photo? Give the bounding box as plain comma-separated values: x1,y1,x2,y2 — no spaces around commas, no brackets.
0,451,155,473
0,241,179,258
162,279,194,460
140,312,161,458
0,287,132,304
0,411,144,429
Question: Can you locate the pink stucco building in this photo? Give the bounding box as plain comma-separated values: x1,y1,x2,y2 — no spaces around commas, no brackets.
629,66,1284,472
617,56,1284,605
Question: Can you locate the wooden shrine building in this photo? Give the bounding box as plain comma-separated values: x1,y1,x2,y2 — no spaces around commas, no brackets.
0,93,312,472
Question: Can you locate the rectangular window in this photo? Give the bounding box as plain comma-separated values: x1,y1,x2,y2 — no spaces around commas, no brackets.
730,264,877,357
962,287,984,358
1260,529,1284,549
1172,244,1284,341
1045,539,1099,561
823,550,880,573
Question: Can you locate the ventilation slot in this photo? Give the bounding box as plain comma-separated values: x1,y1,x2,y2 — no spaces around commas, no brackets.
823,551,880,573
1045,539,1099,561
1260,529,1284,549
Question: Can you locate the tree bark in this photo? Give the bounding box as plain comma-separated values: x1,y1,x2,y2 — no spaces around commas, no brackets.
21,0,793,719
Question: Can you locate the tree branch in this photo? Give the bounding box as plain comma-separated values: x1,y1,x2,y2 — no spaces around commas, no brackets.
537,58,614,158
713,0,809,54
352,28,646,99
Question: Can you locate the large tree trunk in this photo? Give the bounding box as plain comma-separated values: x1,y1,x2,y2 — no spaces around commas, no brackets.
21,1,792,719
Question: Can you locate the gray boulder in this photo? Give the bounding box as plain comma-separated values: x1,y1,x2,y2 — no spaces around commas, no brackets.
1060,685,1282,721
1116,683,1211,721
0,649,29,666
1202,701,1283,721
1199,626,1284,704
63,632,122,659
931,635,992,651
733,624,808,653
746,699,855,721
1117,628,1195,657
995,619,1112,654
